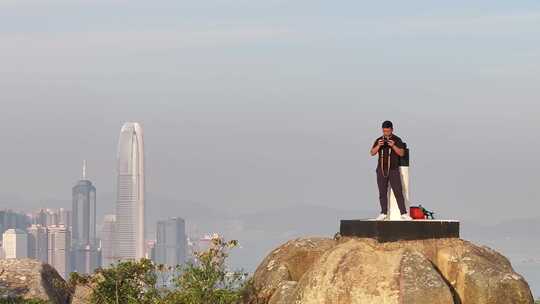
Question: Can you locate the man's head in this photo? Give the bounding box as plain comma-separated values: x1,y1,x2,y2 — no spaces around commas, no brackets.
381,120,393,137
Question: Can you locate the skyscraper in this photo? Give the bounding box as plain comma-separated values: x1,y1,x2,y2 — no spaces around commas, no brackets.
115,122,145,261
58,208,72,230
72,160,99,274
100,214,117,267
2,228,28,259
155,217,186,267
27,224,48,262
48,225,71,278
0,209,31,235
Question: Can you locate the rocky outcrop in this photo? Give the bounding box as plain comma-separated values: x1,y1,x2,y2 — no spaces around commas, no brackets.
248,237,534,304
252,237,336,303
0,258,71,303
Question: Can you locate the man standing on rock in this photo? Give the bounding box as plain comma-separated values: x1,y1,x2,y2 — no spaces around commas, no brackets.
370,120,412,221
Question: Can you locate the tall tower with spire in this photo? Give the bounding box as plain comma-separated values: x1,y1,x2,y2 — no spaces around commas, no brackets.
115,122,145,261
72,160,98,274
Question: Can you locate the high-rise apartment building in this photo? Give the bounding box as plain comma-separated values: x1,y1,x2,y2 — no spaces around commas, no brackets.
48,225,71,278
2,228,28,259
100,214,117,267
155,217,186,267
27,224,48,262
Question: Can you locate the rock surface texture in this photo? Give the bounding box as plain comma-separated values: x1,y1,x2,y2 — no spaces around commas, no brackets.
0,258,71,303
247,237,534,304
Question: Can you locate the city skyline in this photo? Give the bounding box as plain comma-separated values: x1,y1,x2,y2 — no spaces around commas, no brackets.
0,122,190,281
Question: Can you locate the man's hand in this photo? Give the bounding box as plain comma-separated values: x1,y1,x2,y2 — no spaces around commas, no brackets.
371,138,384,156
387,139,395,147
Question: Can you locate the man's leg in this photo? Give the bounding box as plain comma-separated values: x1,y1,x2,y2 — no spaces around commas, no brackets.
389,169,407,214
376,169,389,214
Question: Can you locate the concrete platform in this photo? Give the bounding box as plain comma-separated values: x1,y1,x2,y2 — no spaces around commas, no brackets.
339,219,460,242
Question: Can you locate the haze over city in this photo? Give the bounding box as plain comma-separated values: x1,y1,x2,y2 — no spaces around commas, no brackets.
1,0,539,298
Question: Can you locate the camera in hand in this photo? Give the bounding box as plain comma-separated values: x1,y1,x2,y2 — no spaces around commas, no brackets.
382,136,391,147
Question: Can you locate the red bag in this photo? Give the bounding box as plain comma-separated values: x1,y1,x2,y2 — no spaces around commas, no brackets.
410,206,425,220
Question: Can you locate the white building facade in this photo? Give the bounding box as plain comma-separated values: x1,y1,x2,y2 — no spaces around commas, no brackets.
115,122,145,261
100,214,117,267
2,228,28,259
47,225,71,278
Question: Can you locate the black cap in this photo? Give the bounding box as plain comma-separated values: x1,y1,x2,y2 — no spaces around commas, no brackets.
382,120,393,129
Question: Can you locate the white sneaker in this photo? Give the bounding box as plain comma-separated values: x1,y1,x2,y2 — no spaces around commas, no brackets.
375,213,388,221
400,214,413,221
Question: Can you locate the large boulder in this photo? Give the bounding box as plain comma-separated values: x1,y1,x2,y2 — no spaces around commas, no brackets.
250,237,336,303
0,258,71,303
248,237,534,304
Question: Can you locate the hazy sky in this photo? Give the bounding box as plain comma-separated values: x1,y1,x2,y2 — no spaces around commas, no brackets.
1,1,539,224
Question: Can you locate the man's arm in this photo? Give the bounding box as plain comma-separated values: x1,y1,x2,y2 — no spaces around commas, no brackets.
370,139,383,156
388,139,405,157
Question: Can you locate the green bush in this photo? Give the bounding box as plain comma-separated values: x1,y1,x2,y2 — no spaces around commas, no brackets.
70,236,248,304
167,238,248,304
70,258,161,304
